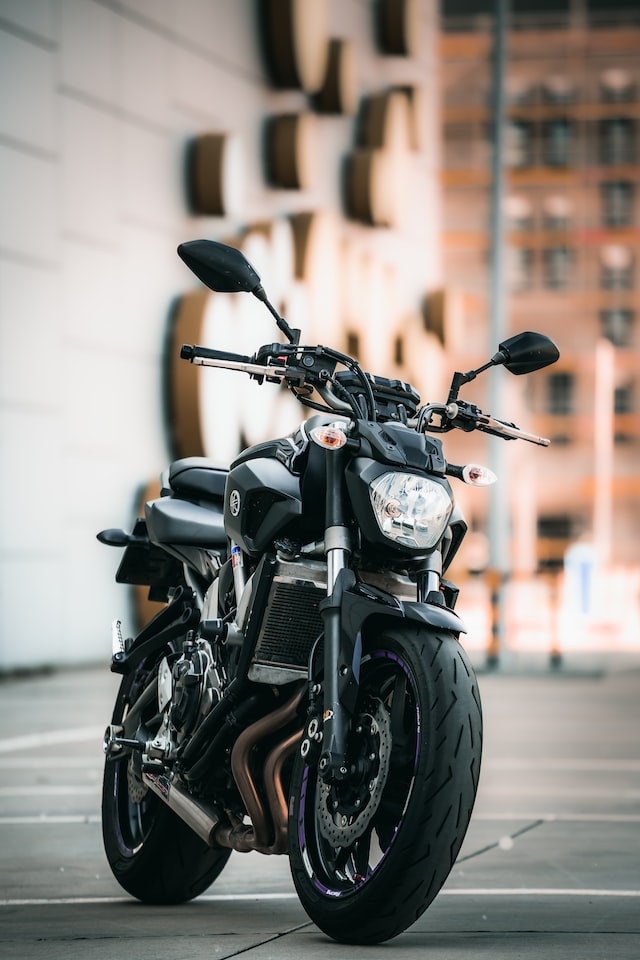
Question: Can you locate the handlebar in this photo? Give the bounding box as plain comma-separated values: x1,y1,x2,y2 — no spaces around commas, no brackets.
180,340,366,416
180,344,253,365
418,400,549,446
181,342,551,446
180,343,288,381
475,412,550,446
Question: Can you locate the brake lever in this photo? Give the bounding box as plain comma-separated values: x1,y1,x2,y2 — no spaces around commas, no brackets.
477,414,550,445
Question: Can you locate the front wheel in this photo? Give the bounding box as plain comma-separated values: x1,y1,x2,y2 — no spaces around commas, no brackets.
288,625,482,944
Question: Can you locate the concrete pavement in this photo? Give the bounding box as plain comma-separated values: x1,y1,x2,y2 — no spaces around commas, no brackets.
0,659,639,958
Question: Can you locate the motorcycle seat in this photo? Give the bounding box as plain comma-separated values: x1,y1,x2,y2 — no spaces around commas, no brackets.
167,457,228,502
146,496,226,548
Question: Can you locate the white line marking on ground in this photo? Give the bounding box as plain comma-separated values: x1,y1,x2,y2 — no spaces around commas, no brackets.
486,758,640,773
1,889,639,907
0,758,100,769
474,812,640,823
0,786,99,797
0,893,300,906
440,889,640,897
2,812,639,826
480,787,640,799
0,728,104,754
0,815,101,824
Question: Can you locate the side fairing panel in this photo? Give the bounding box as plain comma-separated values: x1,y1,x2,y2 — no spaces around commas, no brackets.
223,457,303,555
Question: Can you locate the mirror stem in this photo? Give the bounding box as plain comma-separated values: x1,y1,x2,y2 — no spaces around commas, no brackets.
252,284,300,344
448,371,471,403
447,357,497,403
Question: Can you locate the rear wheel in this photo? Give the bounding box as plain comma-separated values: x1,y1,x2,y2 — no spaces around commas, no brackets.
288,626,482,943
102,658,231,903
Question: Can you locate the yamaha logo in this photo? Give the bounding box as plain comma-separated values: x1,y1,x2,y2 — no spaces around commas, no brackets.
229,489,241,517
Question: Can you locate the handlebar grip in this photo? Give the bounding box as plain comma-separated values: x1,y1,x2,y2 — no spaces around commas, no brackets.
180,344,252,364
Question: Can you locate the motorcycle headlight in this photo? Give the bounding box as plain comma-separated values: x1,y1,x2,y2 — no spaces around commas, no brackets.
369,472,453,550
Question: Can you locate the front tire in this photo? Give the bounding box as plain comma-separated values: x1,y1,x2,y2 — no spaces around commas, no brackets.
102,659,231,904
288,625,482,943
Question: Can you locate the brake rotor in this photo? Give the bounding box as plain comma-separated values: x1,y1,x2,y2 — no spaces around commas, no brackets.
317,699,391,846
127,754,148,804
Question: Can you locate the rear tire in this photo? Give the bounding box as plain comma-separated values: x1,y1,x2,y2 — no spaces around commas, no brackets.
102,660,231,904
288,625,482,943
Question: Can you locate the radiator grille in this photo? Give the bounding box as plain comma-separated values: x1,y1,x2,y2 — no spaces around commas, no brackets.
254,579,324,670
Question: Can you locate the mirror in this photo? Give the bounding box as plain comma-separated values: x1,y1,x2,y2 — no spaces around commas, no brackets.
177,239,300,344
495,332,559,375
177,240,262,294
447,330,560,402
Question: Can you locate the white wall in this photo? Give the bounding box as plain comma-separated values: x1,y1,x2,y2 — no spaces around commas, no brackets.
0,0,441,670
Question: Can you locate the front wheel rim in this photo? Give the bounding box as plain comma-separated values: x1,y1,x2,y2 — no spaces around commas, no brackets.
296,648,420,897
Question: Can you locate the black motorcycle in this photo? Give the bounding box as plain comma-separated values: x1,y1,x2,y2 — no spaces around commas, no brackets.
99,239,559,943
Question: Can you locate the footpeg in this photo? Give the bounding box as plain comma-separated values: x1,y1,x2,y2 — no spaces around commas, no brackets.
103,724,144,756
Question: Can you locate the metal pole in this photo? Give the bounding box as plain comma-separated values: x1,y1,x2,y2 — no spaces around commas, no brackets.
593,338,614,569
487,0,509,668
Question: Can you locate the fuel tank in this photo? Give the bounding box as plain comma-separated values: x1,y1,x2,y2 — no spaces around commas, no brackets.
222,423,335,555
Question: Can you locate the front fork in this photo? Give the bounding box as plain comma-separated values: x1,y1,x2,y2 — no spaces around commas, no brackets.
315,447,448,784
318,444,359,783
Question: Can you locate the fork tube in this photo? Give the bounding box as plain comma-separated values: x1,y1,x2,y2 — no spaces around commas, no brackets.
416,552,443,602
325,447,349,592
319,446,352,782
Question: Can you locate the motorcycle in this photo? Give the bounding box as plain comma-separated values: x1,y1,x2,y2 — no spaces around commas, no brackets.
99,239,559,944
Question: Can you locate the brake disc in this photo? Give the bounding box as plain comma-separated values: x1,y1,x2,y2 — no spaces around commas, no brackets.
317,699,391,846
127,755,148,804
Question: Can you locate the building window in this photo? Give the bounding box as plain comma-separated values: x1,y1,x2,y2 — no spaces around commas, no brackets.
506,247,534,292
600,68,635,104
543,194,571,230
504,194,534,230
542,75,573,105
600,309,634,347
600,245,634,290
614,381,636,444
614,382,634,415
601,182,634,227
538,514,579,540
506,120,534,167
506,76,537,105
599,118,635,165
543,118,572,166
547,372,574,414
543,247,572,289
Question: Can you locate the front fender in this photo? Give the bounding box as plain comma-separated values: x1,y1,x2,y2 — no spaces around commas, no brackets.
331,581,465,712
341,582,466,644
403,600,466,634
318,573,467,753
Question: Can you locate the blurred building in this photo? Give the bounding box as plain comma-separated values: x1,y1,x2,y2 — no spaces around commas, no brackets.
0,0,442,670
2,0,636,671
438,0,640,582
